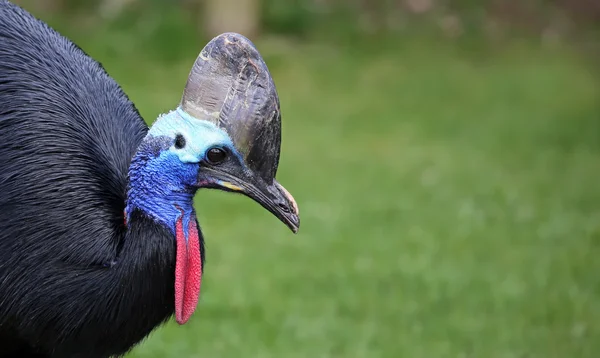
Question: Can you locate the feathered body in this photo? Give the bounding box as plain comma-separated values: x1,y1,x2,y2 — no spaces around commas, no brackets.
0,1,299,357
0,2,189,356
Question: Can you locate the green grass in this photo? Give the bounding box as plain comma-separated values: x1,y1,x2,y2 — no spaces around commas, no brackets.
77,34,600,357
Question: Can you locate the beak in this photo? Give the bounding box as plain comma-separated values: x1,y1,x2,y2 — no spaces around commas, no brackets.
246,179,300,233
204,169,300,233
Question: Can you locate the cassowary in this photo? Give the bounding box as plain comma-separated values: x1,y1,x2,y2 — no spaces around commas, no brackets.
0,1,299,357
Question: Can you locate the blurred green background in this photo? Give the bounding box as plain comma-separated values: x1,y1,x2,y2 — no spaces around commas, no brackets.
15,0,600,357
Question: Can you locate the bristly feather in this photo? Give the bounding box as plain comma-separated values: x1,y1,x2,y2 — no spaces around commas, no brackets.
0,1,206,357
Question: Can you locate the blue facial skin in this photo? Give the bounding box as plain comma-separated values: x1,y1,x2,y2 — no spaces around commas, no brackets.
125,108,240,238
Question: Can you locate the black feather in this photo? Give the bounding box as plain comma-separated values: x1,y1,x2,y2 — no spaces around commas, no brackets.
0,1,203,356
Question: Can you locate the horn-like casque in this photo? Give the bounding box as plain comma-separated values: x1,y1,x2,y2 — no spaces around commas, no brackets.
180,33,281,183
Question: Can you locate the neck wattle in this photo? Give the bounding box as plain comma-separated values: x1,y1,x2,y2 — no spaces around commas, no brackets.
126,163,203,325
173,206,203,325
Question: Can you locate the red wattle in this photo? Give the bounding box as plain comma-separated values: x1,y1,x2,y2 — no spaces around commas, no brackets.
174,215,202,325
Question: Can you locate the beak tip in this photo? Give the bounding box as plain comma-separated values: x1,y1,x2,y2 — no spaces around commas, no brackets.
273,181,299,234
287,214,300,234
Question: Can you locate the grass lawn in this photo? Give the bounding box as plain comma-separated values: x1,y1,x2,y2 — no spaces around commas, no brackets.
70,31,600,357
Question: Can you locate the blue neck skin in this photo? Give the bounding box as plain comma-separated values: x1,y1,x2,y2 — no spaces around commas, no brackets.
125,144,197,238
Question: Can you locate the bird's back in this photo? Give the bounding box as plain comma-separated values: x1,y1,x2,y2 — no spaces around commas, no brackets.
0,2,150,353
0,1,147,265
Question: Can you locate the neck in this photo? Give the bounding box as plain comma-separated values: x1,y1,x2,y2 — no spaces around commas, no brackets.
125,144,205,324
125,147,196,234
126,185,195,234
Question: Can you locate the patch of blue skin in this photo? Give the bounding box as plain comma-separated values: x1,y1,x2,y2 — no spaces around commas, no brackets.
125,107,241,240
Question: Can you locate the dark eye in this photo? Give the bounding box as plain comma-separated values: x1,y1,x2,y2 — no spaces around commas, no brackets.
174,134,186,149
206,147,227,164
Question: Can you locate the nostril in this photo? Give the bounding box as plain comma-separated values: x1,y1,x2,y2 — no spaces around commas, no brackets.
278,202,290,213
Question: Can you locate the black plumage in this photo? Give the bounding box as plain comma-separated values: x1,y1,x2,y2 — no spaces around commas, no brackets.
0,1,300,357
0,1,186,356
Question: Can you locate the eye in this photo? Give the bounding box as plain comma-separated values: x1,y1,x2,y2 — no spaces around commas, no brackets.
206,147,227,164
174,134,186,149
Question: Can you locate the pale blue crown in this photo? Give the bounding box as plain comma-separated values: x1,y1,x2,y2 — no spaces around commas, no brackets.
148,107,235,163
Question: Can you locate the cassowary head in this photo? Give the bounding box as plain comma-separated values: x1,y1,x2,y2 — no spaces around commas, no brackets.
129,33,298,231
126,33,299,324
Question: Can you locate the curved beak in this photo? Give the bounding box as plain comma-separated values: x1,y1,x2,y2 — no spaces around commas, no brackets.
204,168,300,233
243,179,300,233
